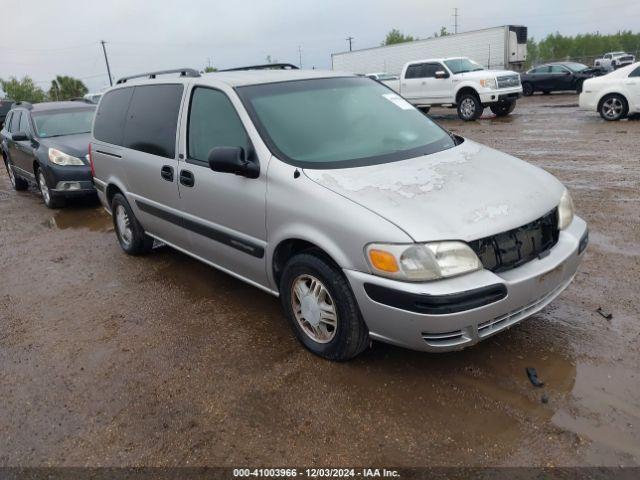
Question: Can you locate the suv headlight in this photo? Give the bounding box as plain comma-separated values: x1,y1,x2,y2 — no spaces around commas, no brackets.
365,241,482,282
48,148,85,166
558,189,575,230
479,78,497,90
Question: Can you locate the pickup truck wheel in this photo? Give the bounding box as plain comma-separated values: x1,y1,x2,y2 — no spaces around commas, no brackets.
599,94,628,121
489,100,516,117
522,82,533,96
111,193,154,255
280,252,369,361
5,159,28,191
457,94,483,121
418,106,431,114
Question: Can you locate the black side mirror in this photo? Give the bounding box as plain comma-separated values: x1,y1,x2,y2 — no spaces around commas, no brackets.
208,146,259,179
11,131,28,142
435,71,448,79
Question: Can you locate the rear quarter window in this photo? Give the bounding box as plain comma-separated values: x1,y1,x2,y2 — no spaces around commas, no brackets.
122,84,184,158
94,87,134,146
630,66,640,78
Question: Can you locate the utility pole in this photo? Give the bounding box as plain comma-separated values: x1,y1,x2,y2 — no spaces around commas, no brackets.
453,8,459,34
100,40,113,86
298,45,302,68
346,36,354,52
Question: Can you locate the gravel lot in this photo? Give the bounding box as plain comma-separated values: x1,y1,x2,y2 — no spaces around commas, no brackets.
1,93,638,467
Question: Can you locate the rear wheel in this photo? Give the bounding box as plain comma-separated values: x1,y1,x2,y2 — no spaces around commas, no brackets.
489,100,516,117
457,93,483,121
111,193,154,255
418,106,431,114
599,94,628,121
522,82,534,97
279,252,369,361
4,159,28,190
37,169,64,208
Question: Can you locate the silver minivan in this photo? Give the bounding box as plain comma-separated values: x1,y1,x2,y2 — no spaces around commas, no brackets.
90,68,588,361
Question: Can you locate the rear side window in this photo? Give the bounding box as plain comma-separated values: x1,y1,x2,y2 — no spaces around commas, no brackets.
630,66,640,78
9,111,22,133
405,64,425,79
18,111,30,133
122,84,184,158
187,87,249,163
94,87,134,145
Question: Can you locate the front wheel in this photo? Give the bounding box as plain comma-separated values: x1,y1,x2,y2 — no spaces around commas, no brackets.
599,94,628,121
37,169,64,208
5,159,28,191
111,193,154,255
279,252,369,361
457,93,483,121
522,82,534,96
576,80,584,94
489,100,516,117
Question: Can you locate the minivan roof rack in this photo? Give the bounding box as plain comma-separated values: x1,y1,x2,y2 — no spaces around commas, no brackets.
116,68,201,84
12,101,33,110
220,63,300,72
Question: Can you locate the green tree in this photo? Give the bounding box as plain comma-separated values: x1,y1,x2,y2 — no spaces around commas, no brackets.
203,66,218,73
434,27,449,37
0,76,47,103
382,29,415,46
48,75,88,101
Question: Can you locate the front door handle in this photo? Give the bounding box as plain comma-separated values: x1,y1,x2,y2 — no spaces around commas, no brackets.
179,169,194,187
161,165,174,182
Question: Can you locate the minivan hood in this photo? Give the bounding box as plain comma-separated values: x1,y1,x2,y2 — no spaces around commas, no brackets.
41,132,91,160
304,139,564,242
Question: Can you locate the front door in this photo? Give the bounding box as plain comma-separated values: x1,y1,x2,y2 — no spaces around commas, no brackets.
178,85,268,288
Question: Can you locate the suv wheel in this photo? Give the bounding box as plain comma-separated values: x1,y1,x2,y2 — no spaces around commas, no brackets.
489,100,516,117
5,159,28,191
522,82,534,96
111,193,154,255
280,252,369,361
457,93,483,121
37,169,64,208
599,94,628,121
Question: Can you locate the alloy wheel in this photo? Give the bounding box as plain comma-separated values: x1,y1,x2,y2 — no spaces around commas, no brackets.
115,204,133,247
6,162,16,187
602,97,624,120
291,274,338,343
38,172,50,205
460,98,476,119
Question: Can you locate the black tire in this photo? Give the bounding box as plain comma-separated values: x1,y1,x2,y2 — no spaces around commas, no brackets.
542,90,551,95
418,106,431,114
111,193,154,255
457,93,483,121
37,168,64,208
598,94,628,121
279,252,369,361
576,80,584,94
522,82,534,97
4,158,28,191
489,100,516,117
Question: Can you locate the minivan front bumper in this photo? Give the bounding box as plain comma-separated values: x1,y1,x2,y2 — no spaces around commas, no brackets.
344,216,588,352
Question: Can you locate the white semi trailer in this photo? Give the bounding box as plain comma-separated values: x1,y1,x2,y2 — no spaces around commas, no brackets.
332,26,528,75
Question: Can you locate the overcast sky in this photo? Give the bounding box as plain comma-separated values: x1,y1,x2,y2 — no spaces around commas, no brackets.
1,0,639,93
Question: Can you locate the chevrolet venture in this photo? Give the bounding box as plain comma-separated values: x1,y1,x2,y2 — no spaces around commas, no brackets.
90,68,588,361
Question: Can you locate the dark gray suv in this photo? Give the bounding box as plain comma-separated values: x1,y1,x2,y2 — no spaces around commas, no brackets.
1,100,96,208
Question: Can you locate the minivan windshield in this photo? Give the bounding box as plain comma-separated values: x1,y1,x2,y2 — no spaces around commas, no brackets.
32,108,95,138
444,58,485,74
238,77,455,168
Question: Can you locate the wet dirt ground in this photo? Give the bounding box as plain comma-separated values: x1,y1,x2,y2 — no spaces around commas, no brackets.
0,94,638,468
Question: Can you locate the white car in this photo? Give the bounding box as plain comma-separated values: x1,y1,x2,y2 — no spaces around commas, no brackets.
579,62,640,121
382,57,522,121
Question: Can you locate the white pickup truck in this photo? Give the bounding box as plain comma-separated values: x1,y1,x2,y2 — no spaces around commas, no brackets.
593,52,636,73
382,57,522,121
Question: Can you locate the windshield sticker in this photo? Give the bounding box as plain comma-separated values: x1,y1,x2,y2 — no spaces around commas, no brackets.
382,93,414,110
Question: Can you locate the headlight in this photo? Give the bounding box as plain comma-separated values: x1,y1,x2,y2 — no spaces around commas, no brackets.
366,241,482,282
558,189,575,230
479,78,497,90
48,148,85,166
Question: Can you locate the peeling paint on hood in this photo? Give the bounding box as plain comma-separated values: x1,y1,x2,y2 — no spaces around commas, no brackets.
304,139,564,242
